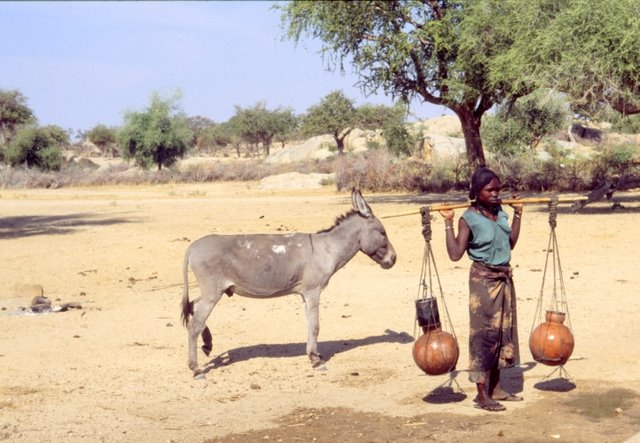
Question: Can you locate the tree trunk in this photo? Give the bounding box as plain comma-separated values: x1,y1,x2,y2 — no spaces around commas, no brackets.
334,127,352,155
335,136,345,155
455,107,486,170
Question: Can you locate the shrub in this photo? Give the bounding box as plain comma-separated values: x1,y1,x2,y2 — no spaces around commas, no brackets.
5,126,63,171
0,143,637,194
483,89,572,156
590,144,639,185
610,114,640,134
335,149,399,192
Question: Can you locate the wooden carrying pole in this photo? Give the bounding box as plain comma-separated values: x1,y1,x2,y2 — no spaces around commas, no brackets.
381,196,588,219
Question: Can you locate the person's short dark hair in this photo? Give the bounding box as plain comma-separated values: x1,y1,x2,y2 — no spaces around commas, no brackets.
469,167,500,202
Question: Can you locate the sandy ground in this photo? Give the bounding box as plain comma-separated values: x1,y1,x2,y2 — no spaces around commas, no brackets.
1,182,639,442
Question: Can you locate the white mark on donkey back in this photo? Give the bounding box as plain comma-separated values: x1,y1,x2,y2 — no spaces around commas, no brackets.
181,189,396,378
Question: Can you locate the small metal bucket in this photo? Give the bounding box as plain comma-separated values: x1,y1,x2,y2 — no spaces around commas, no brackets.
415,297,441,333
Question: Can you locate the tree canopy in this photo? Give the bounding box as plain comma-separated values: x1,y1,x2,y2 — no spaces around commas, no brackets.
231,102,297,157
0,89,36,146
6,126,64,171
280,0,640,168
482,89,572,156
280,0,530,168
86,124,118,157
530,0,640,116
117,92,192,170
301,90,358,155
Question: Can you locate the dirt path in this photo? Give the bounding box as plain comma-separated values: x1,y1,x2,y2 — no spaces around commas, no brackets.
1,183,639,442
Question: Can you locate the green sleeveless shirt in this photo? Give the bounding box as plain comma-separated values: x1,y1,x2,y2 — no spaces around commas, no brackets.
462,207,512,266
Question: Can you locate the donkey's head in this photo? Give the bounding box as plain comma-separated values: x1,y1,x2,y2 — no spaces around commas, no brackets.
351,189,397,269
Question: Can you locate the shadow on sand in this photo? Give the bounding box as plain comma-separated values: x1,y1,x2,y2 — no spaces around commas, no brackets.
200,329,413,375
421,371,468,404
532,364,578,392
0,212,139,239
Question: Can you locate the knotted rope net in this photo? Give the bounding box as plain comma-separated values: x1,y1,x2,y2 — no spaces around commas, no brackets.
415,207,457,341
531,197,573,333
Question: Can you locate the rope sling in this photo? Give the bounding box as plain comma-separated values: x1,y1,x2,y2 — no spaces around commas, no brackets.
411,207,459,376
529,197,575,374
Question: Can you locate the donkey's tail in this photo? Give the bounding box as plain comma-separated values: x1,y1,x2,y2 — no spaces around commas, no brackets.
181,249,193,327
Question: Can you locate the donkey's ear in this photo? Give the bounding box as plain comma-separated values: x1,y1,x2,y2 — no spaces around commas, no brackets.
351,188,372,217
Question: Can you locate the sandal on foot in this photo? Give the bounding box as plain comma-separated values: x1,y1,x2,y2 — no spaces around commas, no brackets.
474,400,506,412
493,393,523,402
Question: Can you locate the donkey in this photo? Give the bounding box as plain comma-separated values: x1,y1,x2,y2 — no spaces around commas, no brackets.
181,189,396,377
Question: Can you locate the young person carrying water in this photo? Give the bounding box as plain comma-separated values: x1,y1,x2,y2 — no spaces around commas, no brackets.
438,167,524,412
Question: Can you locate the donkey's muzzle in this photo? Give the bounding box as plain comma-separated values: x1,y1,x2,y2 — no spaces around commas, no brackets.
377,248,397,269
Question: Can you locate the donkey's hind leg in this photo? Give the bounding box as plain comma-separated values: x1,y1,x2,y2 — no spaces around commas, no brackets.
187,283,223,378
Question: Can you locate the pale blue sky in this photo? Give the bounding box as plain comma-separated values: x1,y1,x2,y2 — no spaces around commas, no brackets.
1,1,446,135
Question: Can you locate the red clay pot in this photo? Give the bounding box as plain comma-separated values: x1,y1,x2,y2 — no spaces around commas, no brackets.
412,328,459,375
529,310,575,366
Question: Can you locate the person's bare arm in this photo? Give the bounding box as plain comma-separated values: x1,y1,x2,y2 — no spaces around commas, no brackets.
509,197,523,249
440,210,470,261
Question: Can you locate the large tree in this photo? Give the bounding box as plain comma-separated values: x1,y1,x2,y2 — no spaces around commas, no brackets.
118,92,192,170
6,126,63,171
280,0,538,168
0,89,36,146
301,90,358,155
186,116,218,154
86,124,118,157
232,102,297,157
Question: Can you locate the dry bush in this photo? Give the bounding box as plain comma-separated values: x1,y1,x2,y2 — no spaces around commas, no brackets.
0,165,59,189
1,145,638,194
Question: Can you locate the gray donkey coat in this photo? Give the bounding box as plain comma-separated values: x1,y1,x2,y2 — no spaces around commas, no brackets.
181,190,396,377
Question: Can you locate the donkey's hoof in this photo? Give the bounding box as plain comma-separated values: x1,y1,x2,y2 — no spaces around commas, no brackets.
313,362,328,371
193,371,206,380
201,345,212,357
311,356,327,371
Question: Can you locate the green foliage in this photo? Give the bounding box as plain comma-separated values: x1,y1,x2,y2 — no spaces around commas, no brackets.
592,145,638,179
482,116,530,157
279,1,546,168
610,114,640,134
382,120,413,157
527,0,640,116
0,89,36,146
360,101,414,157
483,89,572,156
186,116,227,155
1,141,637,193
41,125,71,148
117,92,192,170
197,125,230,155
6,126,63,171
280,0,640,170
86,124,118,157
231,102,297,157
301,90,357,155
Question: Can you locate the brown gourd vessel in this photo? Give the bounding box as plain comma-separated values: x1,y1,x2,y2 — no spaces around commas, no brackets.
529,310,575,366
412,327,459,376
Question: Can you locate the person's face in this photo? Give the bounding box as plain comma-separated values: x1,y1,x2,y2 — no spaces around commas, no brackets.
477,177,501,206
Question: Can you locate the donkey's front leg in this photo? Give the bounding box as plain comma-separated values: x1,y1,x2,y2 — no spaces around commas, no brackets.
302,290,325,368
